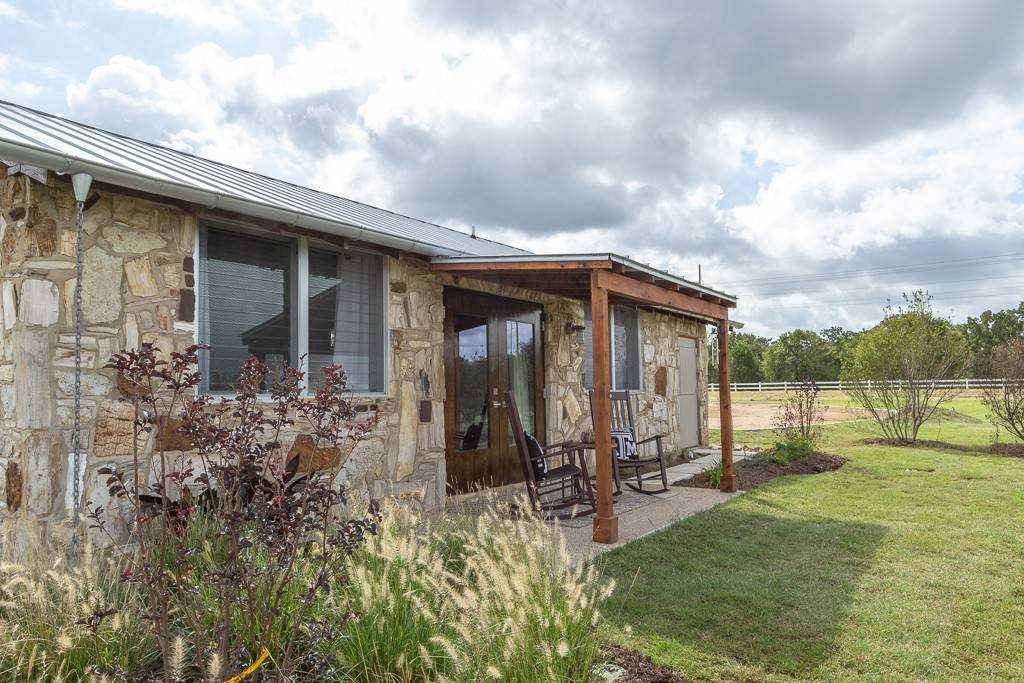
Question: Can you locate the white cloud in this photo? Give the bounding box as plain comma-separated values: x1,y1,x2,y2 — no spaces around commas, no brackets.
50,1,1024,334
0,55,44,97
0,1,18,20
725,99,1024,261
110,0,268,30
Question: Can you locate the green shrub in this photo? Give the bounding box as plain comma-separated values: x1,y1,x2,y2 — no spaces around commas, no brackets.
771,436,814,464
703,461,723,488
841,291,970,443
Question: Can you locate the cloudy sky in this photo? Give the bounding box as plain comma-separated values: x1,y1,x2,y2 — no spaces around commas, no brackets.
3,0,1023,336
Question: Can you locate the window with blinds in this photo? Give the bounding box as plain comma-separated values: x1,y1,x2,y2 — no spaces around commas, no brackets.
200,229,292,392
199,226,387,394
308,247,385,393
612,306,641,391
583,304,641,391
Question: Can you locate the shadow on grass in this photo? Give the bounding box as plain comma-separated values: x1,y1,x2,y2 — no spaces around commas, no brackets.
599,504,886,678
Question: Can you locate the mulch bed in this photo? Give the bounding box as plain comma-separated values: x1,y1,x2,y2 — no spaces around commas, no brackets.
598,644,690,682
674,452,847,489
861,438,1024,457
990,443,1024,456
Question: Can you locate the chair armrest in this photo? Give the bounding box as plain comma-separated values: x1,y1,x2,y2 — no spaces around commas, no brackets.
547,440,584,451
635,434,665,445
541,443,587,467
543,442,584,458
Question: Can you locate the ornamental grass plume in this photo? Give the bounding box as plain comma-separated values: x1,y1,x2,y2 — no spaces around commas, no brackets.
331,496,611,682
0,556,155,682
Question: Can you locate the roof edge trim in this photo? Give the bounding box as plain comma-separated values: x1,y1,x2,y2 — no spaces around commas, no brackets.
0,138,463,257
430,253,737,303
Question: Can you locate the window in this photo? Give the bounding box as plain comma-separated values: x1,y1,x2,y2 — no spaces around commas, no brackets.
199,226,387,394
200,229,292,392
612,306,641,390
583,304,642,391
308,247,385,392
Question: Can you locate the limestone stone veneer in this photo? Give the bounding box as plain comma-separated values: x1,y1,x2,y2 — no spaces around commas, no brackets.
0,174,708,551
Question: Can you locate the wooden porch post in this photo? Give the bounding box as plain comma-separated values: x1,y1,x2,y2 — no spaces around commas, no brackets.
717,318,736,492
591,270,618,543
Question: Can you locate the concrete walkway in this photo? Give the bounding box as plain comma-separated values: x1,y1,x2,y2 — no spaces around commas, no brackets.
450,448,757,565
661,447,758,483
559,447,759,564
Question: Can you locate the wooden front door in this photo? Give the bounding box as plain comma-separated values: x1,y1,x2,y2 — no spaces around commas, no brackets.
443,289,545,493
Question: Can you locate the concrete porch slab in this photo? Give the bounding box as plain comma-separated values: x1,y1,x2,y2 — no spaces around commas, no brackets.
558,487,739,564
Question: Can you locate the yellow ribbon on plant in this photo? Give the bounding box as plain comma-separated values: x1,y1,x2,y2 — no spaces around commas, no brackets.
224,648,270,683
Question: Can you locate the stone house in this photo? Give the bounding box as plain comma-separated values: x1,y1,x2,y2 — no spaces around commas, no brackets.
0,101,737,549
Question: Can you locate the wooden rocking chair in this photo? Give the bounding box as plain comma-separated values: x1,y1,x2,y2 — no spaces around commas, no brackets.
588,390,669,494
505,390,596,519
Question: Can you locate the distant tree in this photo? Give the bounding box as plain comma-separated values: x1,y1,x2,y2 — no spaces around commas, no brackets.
730,333,771,383
761,329,836,382
820,326,860,379
841,291,970,444
962,301,1024,375
980,340,1024,441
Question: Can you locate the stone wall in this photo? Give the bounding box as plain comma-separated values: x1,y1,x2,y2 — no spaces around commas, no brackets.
0,172,709,552
0,174,198,550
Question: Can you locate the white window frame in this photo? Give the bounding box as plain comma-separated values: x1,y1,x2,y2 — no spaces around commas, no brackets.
611,305,643,392
196,221,390,398
584,304,643,392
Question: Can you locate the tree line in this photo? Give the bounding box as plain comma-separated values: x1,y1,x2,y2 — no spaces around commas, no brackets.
713,296,1024,383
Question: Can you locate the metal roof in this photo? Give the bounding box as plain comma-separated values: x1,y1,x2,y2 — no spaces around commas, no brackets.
430,253,737,303
0,101,738,304
0,100,527,257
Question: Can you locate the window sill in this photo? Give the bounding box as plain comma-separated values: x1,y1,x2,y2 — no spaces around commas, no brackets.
204,391,391,404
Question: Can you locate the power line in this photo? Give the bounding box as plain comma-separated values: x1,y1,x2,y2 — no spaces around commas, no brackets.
747,286,1024,312
712,252,1024,288
741,271,1024,299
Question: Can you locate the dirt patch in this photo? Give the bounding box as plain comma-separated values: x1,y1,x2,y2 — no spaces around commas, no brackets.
861,438,1024,457
990,443,1024,457
931,407,983,423
598,644,690,682
709,401,865,431
674,452,847,489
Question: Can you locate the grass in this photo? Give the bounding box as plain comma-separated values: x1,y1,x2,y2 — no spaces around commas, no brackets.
598,395,1024,682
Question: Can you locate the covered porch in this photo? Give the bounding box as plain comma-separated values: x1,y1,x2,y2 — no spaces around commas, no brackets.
431,254,738,544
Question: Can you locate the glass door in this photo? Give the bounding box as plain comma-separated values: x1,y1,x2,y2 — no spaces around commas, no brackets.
443,289,545,493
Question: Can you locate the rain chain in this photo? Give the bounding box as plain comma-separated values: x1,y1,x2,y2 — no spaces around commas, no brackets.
69,173,92,560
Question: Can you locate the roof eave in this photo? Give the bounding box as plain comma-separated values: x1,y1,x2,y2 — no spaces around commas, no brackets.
429,253,738,304
0,138,468,258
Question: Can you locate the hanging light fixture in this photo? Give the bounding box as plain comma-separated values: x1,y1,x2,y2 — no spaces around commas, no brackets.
69,172,93,560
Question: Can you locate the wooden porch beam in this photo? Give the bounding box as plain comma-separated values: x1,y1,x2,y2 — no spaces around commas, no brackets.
590,269,618,544
594,269,730,319
430,260,612,273
488,276,590,289
717,319,736,493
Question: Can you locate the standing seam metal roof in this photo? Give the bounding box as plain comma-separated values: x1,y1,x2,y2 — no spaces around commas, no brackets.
0,100,528,257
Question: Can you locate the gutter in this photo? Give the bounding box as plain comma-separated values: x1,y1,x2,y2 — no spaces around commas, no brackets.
0,140,462,258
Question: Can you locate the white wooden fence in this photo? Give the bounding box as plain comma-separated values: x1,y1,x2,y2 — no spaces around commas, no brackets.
709,379,1011,392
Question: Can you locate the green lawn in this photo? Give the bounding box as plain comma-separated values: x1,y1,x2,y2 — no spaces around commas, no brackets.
598,397,1024,682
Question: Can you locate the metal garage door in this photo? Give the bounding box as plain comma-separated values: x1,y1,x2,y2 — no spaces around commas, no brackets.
676,338,699,449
